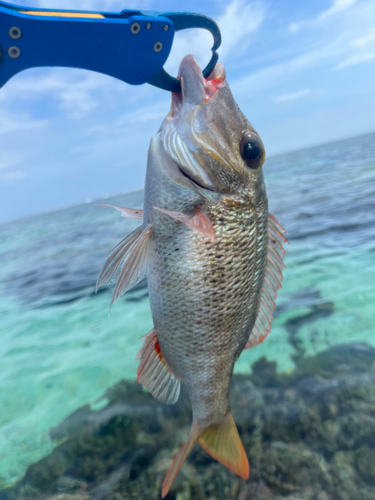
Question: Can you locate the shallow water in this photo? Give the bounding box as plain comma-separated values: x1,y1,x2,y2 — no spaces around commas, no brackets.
0,132,374,491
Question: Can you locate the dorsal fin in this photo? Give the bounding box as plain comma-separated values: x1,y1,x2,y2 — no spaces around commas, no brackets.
245,213,288,350
136,328,181,405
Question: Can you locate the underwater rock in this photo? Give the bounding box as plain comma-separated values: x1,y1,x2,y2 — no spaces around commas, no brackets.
2,342,375,500
260,441,331,493
355,445,375,481
284,302,335,362
296,343,375,378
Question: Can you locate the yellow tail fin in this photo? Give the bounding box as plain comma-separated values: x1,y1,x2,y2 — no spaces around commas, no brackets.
161,410,249,497
199,410,249,480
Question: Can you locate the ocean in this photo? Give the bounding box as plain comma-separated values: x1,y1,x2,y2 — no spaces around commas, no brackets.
0,131,374,491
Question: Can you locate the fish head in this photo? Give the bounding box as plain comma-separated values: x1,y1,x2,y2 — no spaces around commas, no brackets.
159,55,266,202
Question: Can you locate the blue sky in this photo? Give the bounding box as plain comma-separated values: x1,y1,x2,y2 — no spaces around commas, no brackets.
0,0,374,223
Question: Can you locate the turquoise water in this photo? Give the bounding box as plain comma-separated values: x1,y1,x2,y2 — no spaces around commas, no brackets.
0,132,374,486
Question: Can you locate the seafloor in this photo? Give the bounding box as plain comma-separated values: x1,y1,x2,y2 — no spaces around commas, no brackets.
1,342,374,500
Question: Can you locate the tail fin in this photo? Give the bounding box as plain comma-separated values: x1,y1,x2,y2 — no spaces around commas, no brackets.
161,410,249,498
199,410,249,480
161,424,201,498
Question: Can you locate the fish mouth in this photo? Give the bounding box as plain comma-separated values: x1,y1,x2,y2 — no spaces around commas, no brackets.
177,54,226,105
176,163,216,192
161,55,227,193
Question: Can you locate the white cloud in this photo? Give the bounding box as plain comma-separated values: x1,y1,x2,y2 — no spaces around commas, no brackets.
235,0,375,95
273,89,312,103
0,152,27,171
218,0,266,59
163,0,265,77
319,0,358,20
288,0,359,35
351,33,375,49
84,100,169,136
2,171,27,181
129,111,167,124
0,111,47,135
335,30,375,69
335,49,375,69
288,22,301,34
0,70,109,119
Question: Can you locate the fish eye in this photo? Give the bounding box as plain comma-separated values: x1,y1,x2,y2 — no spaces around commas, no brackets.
240,132,265,169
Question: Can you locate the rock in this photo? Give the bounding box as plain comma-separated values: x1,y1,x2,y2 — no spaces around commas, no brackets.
22,452,67,493
337,413,375,449
296,343,375,378
249,357,280,388
48,495,89,500
56,477,87,493
260,442,332,493
2,343,375,500
355,445,375,481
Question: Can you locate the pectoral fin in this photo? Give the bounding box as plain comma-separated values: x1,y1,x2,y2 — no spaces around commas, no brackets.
110,225,152,307
96,224,152,308
154,206,216,242
97,204,144,220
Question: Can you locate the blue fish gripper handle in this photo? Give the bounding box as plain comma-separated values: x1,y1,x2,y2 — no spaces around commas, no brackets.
0,1,221,92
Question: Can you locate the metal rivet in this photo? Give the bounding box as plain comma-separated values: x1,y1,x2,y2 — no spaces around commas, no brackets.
9,26,22,40
154,42,163,53
163,24,169,32
146,22,152,30
131,23,140,35
8,46,21,59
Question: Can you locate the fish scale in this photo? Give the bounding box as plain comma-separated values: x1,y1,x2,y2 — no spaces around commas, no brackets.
147,191,268,424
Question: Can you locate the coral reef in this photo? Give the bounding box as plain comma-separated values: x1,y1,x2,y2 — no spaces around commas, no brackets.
1,342,374,500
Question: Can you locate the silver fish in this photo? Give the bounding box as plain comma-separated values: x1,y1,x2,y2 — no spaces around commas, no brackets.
97,54,287,497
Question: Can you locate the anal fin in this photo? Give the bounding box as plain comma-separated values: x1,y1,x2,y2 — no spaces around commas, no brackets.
245,213,288,350
136,328,181,405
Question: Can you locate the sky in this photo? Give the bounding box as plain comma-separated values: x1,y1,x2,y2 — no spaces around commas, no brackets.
0,0,374,223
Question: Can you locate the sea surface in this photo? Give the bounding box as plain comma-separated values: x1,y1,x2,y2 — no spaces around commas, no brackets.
0,132,374,487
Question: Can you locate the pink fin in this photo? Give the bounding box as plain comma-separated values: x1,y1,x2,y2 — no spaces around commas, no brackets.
97,204,144,220
154,206,216,242
245,213,287,350
96,226,144,291
136,328,181,405
110,225,152,307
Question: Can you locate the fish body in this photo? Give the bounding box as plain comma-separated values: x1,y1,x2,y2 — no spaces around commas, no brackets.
144,140,268,427
97,55,287,497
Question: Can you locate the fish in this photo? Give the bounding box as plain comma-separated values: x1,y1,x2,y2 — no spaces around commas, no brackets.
97,54,287,497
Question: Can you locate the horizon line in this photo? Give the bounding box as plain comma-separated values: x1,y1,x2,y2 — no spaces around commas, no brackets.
1,129,374,226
